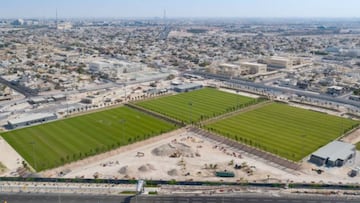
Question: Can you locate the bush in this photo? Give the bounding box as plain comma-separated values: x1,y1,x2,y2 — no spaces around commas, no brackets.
148,191,158,195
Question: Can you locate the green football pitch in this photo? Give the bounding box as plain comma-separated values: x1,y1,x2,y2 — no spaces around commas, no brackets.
1,106,176,171
136,87,262,124
205,102,359,161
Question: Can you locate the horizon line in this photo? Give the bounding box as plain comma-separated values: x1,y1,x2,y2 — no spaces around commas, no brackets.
2,16,360,20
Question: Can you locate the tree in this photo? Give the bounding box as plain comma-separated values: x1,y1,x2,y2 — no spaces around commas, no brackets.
22,160,28,168
354,89,360,96
166,74,175,80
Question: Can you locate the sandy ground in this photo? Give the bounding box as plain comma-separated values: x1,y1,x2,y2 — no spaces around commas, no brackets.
219,88,260,98
0,137,23,175
341,128,360,144
31,128,360,184
288,102,343,117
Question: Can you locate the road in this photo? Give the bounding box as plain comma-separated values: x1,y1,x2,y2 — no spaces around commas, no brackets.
191,71,360,109
0,77,38,97
0,193,359,203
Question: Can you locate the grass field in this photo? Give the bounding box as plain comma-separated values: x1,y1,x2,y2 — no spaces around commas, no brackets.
1,106,176,171
356,142,360,151
136,87,262,124
205,103,359,161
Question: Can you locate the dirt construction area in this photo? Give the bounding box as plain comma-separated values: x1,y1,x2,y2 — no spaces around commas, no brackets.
17,127,356,184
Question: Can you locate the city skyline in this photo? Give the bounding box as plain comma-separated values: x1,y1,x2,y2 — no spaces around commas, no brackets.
1,0,360,19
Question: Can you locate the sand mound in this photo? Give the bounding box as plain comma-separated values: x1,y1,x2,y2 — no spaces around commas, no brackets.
118,166,128,174
151,142,194,157
167,169,178,176
138,164,156,172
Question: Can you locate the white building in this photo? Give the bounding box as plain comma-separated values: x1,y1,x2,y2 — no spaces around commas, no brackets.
57,22,73,30
7,113,57,129
89,60,145,79
309,141,355,167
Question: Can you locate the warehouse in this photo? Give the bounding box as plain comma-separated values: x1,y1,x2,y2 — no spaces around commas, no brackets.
309,141,355,167
7,113,57,129
28,97,47,104
174,83,202,93
51,94,66,101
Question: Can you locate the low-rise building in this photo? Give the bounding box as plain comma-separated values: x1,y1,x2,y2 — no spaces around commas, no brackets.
80,95,103,104
215,62,267,77
7,113,57,129
174,83,202,93
28,97,47,104
327,85,344,96
239,62,267,74
265,56,292,69
51,94,66,101
309,141,356,167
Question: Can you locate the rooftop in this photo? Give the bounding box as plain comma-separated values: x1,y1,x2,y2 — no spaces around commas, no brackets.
8,113,56,125
312,141,355,161
175,83,202,90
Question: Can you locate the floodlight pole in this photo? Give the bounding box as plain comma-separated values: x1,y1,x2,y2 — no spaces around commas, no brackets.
120,119,126,143
301,135,306,161
57,179,61,203
29,142,36,171
189,100,192,124
66,93,69,117
236,90,240,108
124,83,127,102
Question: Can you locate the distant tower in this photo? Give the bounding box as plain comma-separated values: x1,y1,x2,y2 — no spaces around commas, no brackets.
55,8,58,29
163,9,166,24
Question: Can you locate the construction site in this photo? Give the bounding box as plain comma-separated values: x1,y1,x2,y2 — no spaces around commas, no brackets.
0,126,346,185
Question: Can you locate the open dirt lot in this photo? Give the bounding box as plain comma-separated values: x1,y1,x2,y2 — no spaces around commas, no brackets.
33,128,360,184
0,137,23,176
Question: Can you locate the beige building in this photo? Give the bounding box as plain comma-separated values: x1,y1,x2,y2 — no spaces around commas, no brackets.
217,63,242,76
265,56,293,69
239,62,267,74
213,62,267,77
264,56,303,68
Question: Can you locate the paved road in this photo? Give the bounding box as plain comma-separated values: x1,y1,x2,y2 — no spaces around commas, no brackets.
191,71,360,109
1,193,359,203
0,77,38,97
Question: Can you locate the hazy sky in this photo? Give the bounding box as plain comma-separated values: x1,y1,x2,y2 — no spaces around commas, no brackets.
1,0,359,19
